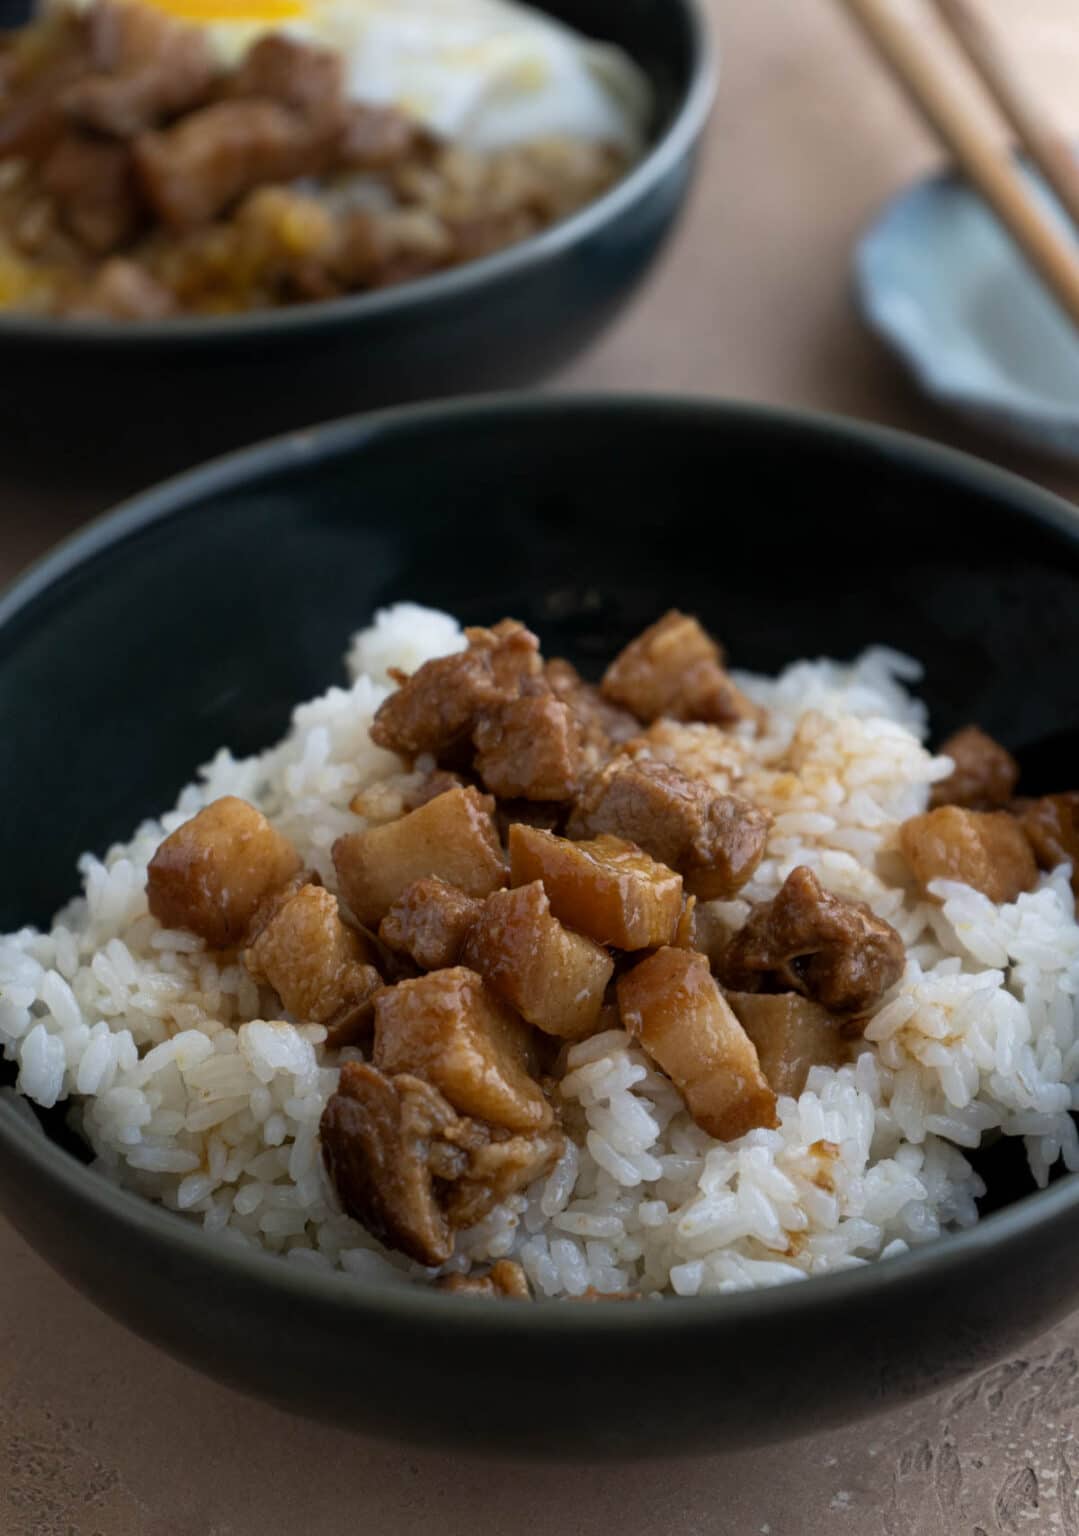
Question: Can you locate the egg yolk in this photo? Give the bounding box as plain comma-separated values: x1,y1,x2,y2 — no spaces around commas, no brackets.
139,0,307,22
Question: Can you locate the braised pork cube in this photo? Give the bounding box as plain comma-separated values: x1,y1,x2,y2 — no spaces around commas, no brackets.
618,947,777,1141
899,806,1037,905
545,657,639,769
445,1123,564,1229
436,1260,531,1298
243,883,380,1041
40,134,140,253
146,796,302,948
1012,793,1079,891
718,866,904,1013
725,991,848,1098
601,611,760,727
378,877,483,971
931,726,1019,810
567,758,770,899
333,786,506,926
373,967,551,1133
61,0,216,137
473,683,583,801
508,824,682,950
369,619,542,758
320,1063,466,1266
462,881,613,1040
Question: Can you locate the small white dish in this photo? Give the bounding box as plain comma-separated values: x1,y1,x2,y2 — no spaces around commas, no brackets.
855,163,1079,459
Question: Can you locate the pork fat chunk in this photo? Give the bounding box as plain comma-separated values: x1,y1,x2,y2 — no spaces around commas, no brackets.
725,991,848,1098
333,786,506,926
508,824,683,950
718,866,904,1013
462,880,613,1039
146,796,301,948
437,1260,531,1298
243,882,380,1041
378,877,483,971
1012,793,1079,892
931,726,1019,810
899,806,1037,905
473,683,583,801
567,758,770,898
369,619,541,758
601,610,759,727
373,967,552,1133
618,947,777,1140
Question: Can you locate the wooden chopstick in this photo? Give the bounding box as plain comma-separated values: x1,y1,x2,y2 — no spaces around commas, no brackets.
837,0,1079,335
931,0,1079,239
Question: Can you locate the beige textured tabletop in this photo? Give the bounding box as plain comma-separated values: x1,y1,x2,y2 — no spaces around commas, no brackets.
4,2,1079,1532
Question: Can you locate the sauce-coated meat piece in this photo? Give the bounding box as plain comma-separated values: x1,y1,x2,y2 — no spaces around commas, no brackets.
601,611,760,728
146,796,302,949
462,880,613,1039
618,947,777,1141
717,865,905,1013
373,966,552,1133
436,1259,531,1298
223,33,343,127
445,1125,563,1228
544,657,639,770
333,785,507,926
930,726,1019,810
40,134,140,252
1012,793,1079,895
566,758,770,899
320,1063,466,1266
61,0,216,137
899,805,1037,905
473,682,584,801
369,620,542,759
725,991,848,1098
378,877,483,971
243,882,381,1043
508,824,683,950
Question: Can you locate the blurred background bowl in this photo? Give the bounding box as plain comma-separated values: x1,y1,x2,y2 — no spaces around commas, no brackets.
1,395,1078,1457
0,0,712,498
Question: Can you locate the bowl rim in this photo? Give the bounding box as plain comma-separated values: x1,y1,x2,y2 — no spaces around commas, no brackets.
853,165,1079,445
2,389,1079,1336
0,0,715,350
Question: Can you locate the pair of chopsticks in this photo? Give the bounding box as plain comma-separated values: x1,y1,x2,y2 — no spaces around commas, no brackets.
839,0,1079,333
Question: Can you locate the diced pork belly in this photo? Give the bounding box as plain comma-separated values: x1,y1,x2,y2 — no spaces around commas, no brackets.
373,967,551,1133
378,877,483,971
1012,793,1079,895
444,1125,564,1229
462,881,613,1039
544,657,639,769
320,1063,463,1266
146,796,301,948
369,619,541,758
717,866,905,1013
61,0,216,137
436,1260,530,1298
617,947,777,1141
473,683,583,801
601,611,760,727
508,824,683,950
40,133,140,253
899,806,1037,905
243,882,381,1041
725,991,848,1098
567,758,770,899
930,726,1019,810
333,785,506,926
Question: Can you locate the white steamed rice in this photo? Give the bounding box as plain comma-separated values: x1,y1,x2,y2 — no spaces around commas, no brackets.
1,602,1077,1298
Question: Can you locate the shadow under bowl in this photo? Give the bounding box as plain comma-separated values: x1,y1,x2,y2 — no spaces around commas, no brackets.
0,0,712,499
1,394,1078,1458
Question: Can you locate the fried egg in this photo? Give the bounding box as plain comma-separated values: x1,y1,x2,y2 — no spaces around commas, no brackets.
63,0,652,153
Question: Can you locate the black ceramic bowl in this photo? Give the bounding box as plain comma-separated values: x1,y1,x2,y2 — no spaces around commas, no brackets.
0,0,711,496
1,395,1078,1460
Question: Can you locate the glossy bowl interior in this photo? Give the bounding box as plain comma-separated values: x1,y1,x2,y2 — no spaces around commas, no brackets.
2,395,1079,1458
0,0,711,496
